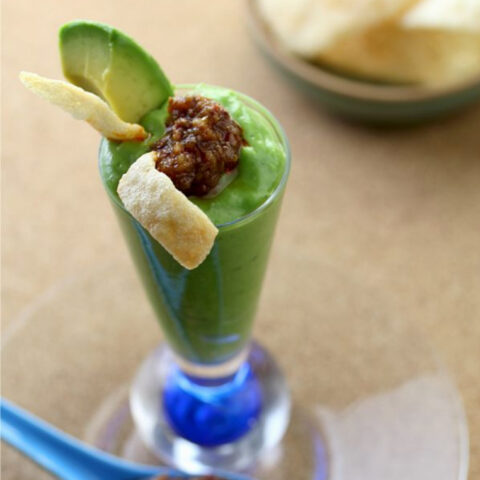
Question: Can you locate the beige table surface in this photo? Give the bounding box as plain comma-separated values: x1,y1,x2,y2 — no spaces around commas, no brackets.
2,1,479,478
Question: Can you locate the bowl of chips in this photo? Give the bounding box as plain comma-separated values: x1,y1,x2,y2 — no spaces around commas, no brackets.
248,0,480,123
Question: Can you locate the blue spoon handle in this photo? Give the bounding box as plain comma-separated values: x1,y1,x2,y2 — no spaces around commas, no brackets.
0,398,169,480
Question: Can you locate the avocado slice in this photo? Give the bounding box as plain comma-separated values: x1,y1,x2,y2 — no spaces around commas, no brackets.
59,21,173,123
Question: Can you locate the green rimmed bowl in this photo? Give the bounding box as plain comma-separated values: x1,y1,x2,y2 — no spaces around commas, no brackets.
246,0,480,124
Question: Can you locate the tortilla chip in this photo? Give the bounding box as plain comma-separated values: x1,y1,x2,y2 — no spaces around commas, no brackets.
316,23,480,85
19,72,147,141
117,152,218,270
257,0,418,54
403,0,480,33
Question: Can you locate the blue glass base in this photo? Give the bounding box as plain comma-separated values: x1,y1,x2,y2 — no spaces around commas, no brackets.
163,363,262,446
130,342,290,472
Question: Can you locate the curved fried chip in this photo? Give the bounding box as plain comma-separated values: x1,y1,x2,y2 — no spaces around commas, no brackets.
117,152,218,270
317,24,480,85
19,71,147,141
257,0,418,54
403,0,480,33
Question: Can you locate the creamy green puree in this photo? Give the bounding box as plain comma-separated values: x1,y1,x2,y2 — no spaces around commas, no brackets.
99,85,288,364
99,84,286,225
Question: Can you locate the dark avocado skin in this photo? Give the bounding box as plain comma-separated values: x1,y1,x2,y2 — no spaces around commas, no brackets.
59,20,173,123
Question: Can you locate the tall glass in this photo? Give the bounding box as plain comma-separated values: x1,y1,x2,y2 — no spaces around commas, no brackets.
99,89,291,472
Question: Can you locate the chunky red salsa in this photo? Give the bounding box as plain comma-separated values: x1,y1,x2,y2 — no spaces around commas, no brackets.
153,95,245,196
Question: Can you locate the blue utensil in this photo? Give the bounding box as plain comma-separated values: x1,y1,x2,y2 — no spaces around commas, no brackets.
0,397,251,480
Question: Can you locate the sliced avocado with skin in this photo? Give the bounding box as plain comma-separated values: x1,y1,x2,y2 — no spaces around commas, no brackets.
59,21,173,123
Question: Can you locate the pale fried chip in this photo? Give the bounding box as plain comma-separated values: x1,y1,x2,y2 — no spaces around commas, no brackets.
316,23,480,85
257,0,418,54
19,72,147,141
117,152,218,270
403,0,480,33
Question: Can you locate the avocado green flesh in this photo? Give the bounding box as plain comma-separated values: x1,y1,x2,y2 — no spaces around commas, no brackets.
59,21,173,122
100,84,286,225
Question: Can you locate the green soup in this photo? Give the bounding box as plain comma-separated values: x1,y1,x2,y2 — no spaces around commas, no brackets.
99,85,289,364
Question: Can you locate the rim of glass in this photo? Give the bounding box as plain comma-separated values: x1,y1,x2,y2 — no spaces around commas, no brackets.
99,84,291,230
